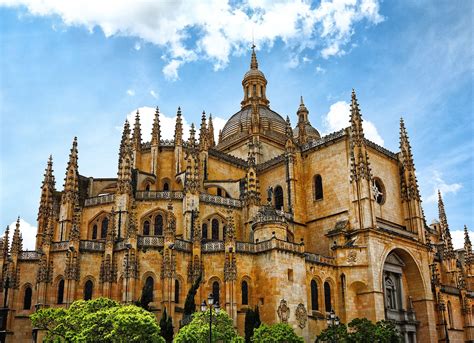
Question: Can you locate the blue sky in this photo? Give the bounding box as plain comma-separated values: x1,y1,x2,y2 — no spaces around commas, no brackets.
0,0,472,250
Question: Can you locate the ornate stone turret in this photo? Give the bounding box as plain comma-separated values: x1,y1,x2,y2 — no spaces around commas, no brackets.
150,106,161,175
348,90,375,230
60,137,79,241
184,124,199,194
117,120,133,195
242,144,260,206
399,118,424,240
241,45,269,109
10,218,22,257
208,114,215,147
438,191,455,260
132,110,142,168
199,111,209,151
293,96,320,145
37,155,56,249
464,225,473,265
0,226,8,258
174,107,183,146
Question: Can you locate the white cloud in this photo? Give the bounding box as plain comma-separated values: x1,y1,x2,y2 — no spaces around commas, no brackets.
315,65,326,74
126,89,135,96
0,218,37,251
1,0,383,79
322,100,385,146
424,170,462,204
134,42,141,51
124,107,226,143
149,90,158,99
451,229,474,250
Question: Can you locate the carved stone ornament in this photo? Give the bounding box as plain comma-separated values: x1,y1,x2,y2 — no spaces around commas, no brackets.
277,299,290,323
295,303,307,329
347,250,357,263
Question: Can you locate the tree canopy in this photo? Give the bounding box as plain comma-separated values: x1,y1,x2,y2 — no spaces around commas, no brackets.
30,297,165,343
252,323,304,343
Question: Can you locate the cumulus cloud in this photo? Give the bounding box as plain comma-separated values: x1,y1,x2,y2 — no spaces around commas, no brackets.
0,218,37,251
124,107,225,143
322,100,384,145
451,229,474,250
0,0,383,79
424,170,462,204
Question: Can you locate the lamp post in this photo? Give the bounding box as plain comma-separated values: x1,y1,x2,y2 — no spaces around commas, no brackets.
66,246,75,308
124,243,132,303
326,309,340,343
201,293,220,343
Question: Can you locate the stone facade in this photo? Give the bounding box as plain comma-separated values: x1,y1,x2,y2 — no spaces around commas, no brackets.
1,48,473,343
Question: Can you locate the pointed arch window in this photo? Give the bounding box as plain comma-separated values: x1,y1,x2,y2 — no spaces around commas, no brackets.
57,279,65,304
154,215,163,235
314,175,323,200
163,182,170,191
324,282,332,312
242,281,249,305
23,286,32,310
145,276,154,302
202,223,208,240
143,220,150,236
92,225,98,240
84,280,93,301
274,186,284,210
175,280,180,304
211,219,219,240
311,280,319,311
101,218,108,239
145,184,150,191
212,281,220,305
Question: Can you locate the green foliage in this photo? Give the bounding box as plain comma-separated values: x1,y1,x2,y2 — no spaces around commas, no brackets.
244,306,261,342
252,323,304,343
183,273,202,316
159,307,174,342
174,309,242,343
30,297,165,343
315,318,401,343
138,280,154,311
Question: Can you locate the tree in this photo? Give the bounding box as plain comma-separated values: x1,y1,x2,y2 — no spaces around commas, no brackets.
252,323,304,343
30,297,165,343
181,273,202,326
159,307,174,343
174,309,243,343
138,279,154,311
244,306,261,342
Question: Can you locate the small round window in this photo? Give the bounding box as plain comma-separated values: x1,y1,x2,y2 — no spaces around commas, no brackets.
372,178,385,205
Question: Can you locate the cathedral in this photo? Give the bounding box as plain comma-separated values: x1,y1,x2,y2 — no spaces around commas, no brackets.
1,48,473,343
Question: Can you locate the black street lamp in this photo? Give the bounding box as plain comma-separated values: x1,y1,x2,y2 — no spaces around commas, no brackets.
124,243,132,303
201,293,220,343
326,310,340,343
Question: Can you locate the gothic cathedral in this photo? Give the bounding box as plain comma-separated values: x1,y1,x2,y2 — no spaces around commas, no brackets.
1,48,473,342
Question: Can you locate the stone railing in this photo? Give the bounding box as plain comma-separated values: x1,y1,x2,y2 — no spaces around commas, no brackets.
136,191,184,201
79,240,105,252
174,239,192,252
19,251,41,261
84,194,115,207
302,129,346,152
202,241,225,253
237,239,304,255
137,236,164,248
305,252,335,265
160,139,175,147
236,241,256,253
114,240,127,251
199,193,242,208
51,241,70,252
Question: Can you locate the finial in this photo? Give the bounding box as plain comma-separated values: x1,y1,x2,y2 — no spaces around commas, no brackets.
250,45,258,70
300,95,304,105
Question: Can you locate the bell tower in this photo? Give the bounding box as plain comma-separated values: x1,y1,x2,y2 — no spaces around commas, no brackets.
240,45,269,109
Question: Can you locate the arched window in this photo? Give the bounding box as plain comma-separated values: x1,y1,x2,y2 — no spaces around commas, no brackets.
324,282,332,312
143,220,150,235
23,286,32,310
175,280,180,304
253,84,256,96
84,280,93,301
57,279,65,304
163,182,170,191
241,281,249,305
212,281,220,305
211,219,219,240
274,186,284,210
311,280,319,311
145,276,154,302
92,225,98,240
372,178,385,205
145,184,150,191
202,224,208,240
448,301,454,328
101,218,108,239
314,175,323,200
154,215,163,236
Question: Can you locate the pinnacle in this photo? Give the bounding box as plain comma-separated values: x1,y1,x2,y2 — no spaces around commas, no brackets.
250,45,258,70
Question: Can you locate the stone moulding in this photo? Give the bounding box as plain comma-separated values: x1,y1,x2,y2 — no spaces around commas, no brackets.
84,194,115,207
79,240,105,252
135,191,184,201
19,250,41,261
199,193,242,208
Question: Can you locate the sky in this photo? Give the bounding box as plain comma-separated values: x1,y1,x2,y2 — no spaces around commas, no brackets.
0,0,472,251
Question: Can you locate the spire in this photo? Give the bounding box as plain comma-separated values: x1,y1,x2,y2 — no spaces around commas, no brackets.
199,111,208,151
1,225,9,258
285,116,293,139
188,123,197,150
62,137,79,203
438,190,454,259
11,217,22,255
250,44,258,70
117,120,133,195
38,155,56,219
465,225,472,253
297,96,309,123
399,117,414,170
151,107,161,146
174,107,183,146
132,109,142,151
399,118,420,201
350,89,364,145
208,114,215,147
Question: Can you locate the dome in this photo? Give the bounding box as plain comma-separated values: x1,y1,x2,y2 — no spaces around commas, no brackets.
220,105,287,143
